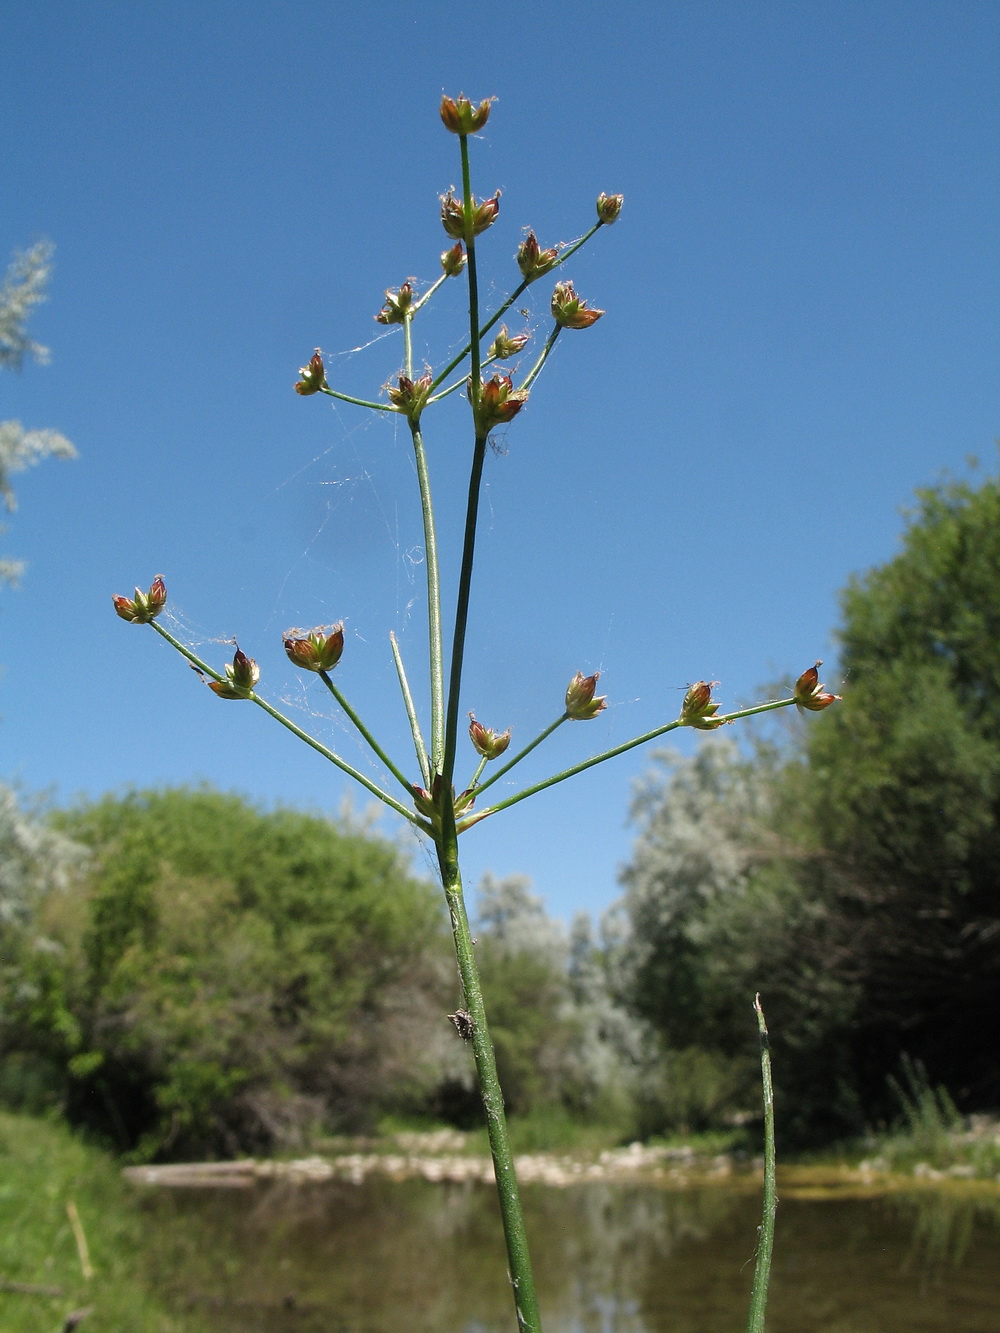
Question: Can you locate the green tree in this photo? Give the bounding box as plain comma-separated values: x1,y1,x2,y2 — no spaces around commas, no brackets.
807,466,1000,1113
0,242,75,586
2,787,450,1157
613,466,1000,1141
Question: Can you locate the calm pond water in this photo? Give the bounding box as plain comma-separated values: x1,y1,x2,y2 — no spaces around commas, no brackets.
133,1174,1000,1333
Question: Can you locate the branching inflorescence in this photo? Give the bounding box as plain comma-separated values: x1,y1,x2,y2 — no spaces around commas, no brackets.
113,95,838,1333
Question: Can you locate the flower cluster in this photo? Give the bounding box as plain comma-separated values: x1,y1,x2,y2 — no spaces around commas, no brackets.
113,575,166,624
439,95,493,136
294,350,327,396
517,231,558,281
209,648,260,699
387,373,433,418
468,715,512,760
679,681,724,729
794,662,840,712
283,624,345,673
441,243,467,277
565,671,606,720
376,283,414,325
441,190,500,241
596,192,624,224
472,374,529,431
551,281,604,330
489,325,530,360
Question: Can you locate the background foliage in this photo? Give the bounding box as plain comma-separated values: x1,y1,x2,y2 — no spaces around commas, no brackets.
2,789,453,1157
612,467,1000,1143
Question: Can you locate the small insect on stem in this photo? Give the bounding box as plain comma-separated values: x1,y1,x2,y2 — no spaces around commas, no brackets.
448,1010,475,1040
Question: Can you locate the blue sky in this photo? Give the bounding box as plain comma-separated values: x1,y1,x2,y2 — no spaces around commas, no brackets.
2,1,997,921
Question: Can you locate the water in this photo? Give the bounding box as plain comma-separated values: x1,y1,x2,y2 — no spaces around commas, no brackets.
133,1175,1000,1332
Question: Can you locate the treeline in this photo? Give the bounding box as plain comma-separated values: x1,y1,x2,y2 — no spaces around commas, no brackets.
0,789,637,1158
612,466,1000,1143
3,468,999,1155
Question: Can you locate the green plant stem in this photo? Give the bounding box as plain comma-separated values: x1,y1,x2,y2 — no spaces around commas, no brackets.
403,312,413,379
461,136,483,415
319,385,396,413
473,716,567,798
747,994,777,1333
442,435,487,789
469,755,489,788
440,135,487,790
409,421,445,773
519,324,562,392
435,827,542,1333
390,631,431,787
460,697,798,828
148,621,418,824
411,272,449,315
318,670,413,794
429,221,606,394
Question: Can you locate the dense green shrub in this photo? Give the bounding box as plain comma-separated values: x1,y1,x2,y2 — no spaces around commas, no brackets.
2,787,451,1157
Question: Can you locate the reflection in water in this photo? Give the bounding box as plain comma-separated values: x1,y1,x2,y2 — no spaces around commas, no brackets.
134,1177,1000,1333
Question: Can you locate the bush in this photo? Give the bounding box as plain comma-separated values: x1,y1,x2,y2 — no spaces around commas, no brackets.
2,787,452,1157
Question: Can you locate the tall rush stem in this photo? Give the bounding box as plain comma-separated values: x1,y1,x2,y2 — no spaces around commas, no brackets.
436,825,542,1333
433,131,543,1333
409,420,445,773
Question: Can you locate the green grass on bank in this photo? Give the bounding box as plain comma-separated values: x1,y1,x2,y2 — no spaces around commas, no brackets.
0,1111,206,1333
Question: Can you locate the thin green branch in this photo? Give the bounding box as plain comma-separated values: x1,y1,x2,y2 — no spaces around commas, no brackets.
318,670,413,794
440,135,488,789
319,385,397,413
148,621,419,825
390,631,431,787
460,696,798,828
473,715,567,798
746,994,777,1333
411,272,449,315
461,136,483,414
441,435,487,788
519,324,562,393
409,421,445,772
468,754,489,789
403,312,413,380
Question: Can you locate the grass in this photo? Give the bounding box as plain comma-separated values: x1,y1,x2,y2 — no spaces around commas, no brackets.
815,1062,1000,1183
0,1110,207,1333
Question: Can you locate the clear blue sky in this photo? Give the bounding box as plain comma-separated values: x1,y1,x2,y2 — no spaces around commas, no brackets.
2,2,997,921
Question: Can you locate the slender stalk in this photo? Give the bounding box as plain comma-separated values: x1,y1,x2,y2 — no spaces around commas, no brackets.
461,697,798,827
469,754,489,788
318,670,413,794
436,826,542,1333
519,324,562,393
411,271,449,315
461,135,483,413
409,421,445,772
319,385,397,412
441,134,487,789
390,631,431,787
473,715,567,798
403,312,413,380
746,994,777,1333
148,621,419,824
442,434,487,789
